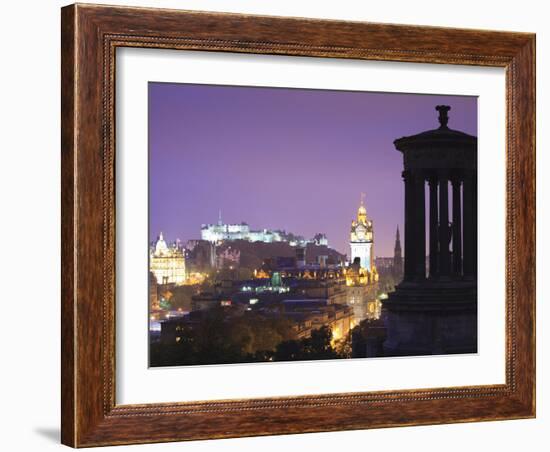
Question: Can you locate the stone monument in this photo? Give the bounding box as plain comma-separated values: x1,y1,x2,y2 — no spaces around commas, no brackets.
383,105,477,356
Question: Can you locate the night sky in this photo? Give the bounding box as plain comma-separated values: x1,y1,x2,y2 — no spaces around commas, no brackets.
149,83,477,257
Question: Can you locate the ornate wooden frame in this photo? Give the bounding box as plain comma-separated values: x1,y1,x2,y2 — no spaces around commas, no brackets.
61,3,536,447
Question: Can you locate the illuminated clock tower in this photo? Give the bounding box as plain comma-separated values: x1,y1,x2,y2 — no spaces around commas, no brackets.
350,194,374,271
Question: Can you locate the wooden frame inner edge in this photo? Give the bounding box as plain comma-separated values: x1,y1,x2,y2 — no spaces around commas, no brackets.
103,34,516,414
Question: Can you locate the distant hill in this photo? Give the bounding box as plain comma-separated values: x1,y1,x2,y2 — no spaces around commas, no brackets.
217,240,346,270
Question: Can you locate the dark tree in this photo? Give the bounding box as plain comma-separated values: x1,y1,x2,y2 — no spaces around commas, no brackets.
274,339,304,361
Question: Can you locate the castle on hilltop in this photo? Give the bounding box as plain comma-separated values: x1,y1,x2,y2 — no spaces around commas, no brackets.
200,211,328,247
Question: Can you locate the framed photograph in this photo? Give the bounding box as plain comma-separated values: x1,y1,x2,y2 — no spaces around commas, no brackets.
61,3,535,447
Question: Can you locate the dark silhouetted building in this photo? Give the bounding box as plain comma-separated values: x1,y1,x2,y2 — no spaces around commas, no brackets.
384,105,477,356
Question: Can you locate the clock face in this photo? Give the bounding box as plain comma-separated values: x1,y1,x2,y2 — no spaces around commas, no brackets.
356,224,367,240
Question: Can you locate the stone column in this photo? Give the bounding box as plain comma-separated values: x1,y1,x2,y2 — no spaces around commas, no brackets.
428,175,439,279
438,172,451,277
403,170,416,282
462,172,475,279
415,173,426,280
452,176,463,276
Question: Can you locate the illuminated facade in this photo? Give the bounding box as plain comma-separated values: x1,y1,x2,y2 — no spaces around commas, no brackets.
201,212,328,247
216,246,241,269
349,195,374,270
201,212,281,243
150,232,186,285
345,261,379,321
346,197,379,321
312,233,329,246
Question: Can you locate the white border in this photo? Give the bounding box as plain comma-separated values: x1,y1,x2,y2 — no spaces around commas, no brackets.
116,48,506,404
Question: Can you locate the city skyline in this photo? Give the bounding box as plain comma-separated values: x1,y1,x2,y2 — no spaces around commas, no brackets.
149,82,477,256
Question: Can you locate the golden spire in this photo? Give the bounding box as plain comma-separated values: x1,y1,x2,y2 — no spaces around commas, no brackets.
357,193,367,223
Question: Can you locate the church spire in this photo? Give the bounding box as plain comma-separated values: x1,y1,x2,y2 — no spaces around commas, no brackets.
393,225,403,275
394,226,402,252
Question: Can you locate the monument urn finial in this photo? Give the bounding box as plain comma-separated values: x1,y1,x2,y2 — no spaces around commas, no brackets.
435,105,451,128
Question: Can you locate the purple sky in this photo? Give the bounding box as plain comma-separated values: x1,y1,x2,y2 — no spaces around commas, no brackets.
149,83,477,257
